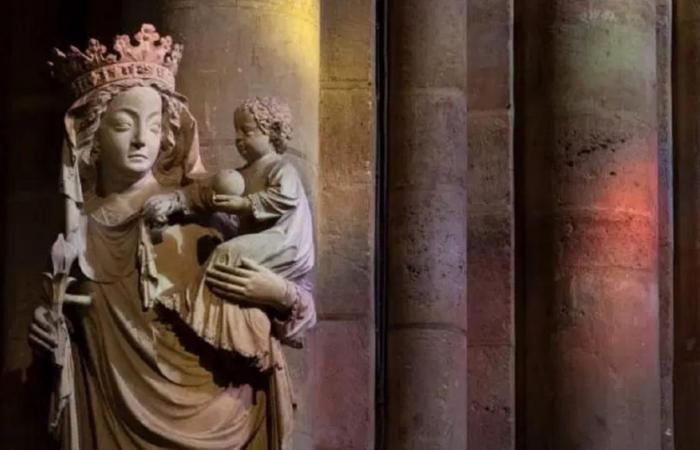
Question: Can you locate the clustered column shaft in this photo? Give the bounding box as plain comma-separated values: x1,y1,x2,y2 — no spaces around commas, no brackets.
386,0,469,448
516,1,661,449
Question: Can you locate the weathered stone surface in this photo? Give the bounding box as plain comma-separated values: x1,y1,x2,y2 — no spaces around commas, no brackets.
321,0,374,83
548,270,659,447
388,185,467,328
467,2,514,449
387,1,468,448
388,91,467,191
467,211,512,345
387,93,467,327
316,185,373,317
319,89,374,185
468,22,510,111
468,345,514,450
388,0,467,90
387,329,467,450
317,0,376,447
656,1,673,448
283,342,316,450
517,1,660,449
311,320,373,450
467,113,512,213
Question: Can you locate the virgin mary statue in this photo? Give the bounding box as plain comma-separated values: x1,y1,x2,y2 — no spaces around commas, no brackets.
27,24,316,450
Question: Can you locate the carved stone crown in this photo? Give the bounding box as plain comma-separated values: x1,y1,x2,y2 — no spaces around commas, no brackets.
49,24,182,98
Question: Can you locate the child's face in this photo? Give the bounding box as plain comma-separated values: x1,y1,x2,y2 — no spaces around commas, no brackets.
234,108,273,163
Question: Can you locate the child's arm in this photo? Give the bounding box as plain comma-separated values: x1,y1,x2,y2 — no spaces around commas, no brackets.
211,194,253,215
211,164,302,220
246,163,302,221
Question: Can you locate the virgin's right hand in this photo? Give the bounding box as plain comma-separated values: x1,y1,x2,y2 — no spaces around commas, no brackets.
143,193,180,226
199,185,216,210
28,305,58,355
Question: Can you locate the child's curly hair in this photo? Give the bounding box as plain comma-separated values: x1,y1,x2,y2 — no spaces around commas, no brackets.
239,96,293,153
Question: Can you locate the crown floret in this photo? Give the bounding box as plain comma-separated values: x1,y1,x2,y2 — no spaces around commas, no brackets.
49,24,183,98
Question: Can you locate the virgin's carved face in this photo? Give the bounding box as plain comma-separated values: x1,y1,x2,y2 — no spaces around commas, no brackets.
97,86,163,188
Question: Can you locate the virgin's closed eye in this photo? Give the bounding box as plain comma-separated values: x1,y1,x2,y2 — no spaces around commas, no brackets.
113,122,132,131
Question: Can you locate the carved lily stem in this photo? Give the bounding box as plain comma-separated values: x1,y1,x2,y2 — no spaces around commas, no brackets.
42,233,78,367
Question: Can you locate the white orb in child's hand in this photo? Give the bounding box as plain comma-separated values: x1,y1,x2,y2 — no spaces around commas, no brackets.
212,169,246,196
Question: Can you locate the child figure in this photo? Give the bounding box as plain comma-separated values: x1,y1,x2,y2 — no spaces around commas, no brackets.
145,97,314,368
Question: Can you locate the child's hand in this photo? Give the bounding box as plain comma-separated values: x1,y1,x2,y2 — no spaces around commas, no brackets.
211,194,252,214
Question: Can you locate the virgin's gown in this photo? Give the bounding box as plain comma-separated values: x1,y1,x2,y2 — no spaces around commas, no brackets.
65,175,316,450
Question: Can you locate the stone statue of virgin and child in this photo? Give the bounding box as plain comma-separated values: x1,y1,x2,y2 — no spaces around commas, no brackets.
27,24,316,450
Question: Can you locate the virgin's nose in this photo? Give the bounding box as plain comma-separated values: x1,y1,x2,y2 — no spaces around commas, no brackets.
132,127,146,149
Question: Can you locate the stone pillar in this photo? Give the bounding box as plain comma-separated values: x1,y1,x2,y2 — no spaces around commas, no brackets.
516,1,660,449
161,2,319,448
467,0,514,449
386,1,468,448
675,2,700,449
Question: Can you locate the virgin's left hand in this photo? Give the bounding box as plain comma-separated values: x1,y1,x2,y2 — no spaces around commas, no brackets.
205,257,292,313
211,194,251,215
